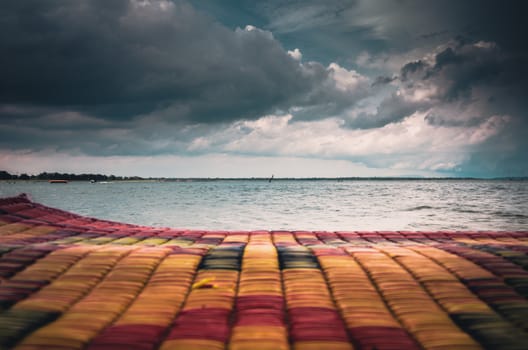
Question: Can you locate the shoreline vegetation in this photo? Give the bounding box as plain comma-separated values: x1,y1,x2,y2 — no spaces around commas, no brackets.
1,170,526,182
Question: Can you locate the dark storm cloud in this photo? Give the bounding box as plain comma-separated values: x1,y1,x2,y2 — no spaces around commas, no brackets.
247,0,528,70
343,92,425,129
351,1,528,52
425,42,509,102
0,0,365,127
0,99,236,156
350,37,528,131
393,37,528,176
420,39,527,124
371,75,396,87
400,61,428,82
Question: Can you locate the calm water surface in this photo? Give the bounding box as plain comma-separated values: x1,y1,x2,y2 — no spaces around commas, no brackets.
1,180,527,231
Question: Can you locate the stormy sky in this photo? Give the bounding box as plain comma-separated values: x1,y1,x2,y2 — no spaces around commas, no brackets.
1,0,527,177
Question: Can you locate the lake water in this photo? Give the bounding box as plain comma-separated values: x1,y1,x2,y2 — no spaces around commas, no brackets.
1,180,527,231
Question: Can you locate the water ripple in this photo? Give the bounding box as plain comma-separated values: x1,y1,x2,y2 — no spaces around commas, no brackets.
1,180,527,231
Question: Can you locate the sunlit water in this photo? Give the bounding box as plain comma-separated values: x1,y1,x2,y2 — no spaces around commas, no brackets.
1,180,527,231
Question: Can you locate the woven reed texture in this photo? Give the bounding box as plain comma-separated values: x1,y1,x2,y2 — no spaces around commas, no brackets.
0,194,527,350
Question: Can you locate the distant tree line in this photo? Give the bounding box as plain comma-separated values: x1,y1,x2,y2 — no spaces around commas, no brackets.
1,170,526,181
0,170,145,181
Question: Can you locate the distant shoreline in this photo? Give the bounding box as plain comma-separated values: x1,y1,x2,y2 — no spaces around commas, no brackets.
3,169,527,182
1,177,527,183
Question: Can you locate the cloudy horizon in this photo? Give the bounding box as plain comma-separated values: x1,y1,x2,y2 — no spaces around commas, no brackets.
1,0,527,178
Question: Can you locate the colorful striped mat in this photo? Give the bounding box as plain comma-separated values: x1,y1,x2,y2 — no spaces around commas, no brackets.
0,194,527,350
